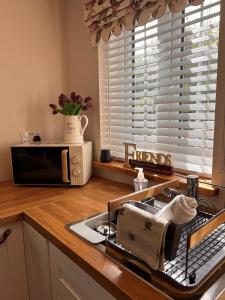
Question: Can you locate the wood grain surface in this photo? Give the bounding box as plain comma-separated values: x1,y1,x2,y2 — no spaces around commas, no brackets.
93,160,218,196
0,177,171,300
108,180,179,212
188,209,225,249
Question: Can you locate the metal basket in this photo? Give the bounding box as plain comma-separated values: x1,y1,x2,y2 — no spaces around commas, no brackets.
106,198,225,293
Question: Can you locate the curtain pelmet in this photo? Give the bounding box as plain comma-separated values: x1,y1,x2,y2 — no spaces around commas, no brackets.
84,0,204,47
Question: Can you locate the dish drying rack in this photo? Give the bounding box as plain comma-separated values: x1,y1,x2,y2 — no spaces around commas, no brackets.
105,180,225,298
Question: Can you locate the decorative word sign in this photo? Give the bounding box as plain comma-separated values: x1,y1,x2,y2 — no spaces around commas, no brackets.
124,143,174,175
129,159,174,175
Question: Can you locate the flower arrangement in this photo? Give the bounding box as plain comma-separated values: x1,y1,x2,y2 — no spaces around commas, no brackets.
49,92,93,115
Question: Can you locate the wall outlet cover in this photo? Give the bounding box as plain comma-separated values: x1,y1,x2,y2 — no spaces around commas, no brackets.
21,132,40,143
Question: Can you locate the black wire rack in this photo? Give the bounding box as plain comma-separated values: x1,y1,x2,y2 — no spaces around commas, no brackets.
141,199,225,286
163,213,225,285
107,198,225,288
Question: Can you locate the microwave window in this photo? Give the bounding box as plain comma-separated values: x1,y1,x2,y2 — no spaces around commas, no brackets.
11,147,70,185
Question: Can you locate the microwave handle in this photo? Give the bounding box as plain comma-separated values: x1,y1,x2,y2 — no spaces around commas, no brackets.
61,149,70,183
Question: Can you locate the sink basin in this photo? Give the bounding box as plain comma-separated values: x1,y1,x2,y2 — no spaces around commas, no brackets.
66,211,117,245
66,197,165,245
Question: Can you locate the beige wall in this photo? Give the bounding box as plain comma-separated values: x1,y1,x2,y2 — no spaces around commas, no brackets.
64,0,100,160
0,0,68,181
0,0,100,181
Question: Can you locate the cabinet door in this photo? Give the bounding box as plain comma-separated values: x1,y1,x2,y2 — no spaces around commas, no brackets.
49,242,115,300
0,222,29,300
23,221,52,300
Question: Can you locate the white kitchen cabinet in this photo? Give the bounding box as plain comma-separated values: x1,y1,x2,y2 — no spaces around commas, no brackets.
49,242,115,300
0,221,29,300
23,221,52,300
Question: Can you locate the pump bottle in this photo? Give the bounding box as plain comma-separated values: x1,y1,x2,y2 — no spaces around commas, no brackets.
134,168,149,192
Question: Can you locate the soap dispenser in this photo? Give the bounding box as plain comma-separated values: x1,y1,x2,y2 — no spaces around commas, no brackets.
134,168,148,192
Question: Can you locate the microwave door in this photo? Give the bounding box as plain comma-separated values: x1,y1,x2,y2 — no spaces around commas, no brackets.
11,147,70,185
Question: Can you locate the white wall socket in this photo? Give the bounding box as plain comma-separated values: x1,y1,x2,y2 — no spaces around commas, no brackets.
21,132,40,143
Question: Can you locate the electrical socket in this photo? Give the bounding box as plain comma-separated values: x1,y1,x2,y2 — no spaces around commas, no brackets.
21,132,40,143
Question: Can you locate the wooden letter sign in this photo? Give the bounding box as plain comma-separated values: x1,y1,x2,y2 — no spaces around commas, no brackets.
124,143,173,175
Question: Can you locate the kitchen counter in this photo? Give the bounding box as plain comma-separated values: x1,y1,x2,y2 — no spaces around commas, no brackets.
0,177,171,300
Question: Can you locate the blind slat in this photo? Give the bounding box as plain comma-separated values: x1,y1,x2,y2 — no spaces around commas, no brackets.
110,126,214,138
109,120,214,130
108,10,219,51
99,0,220,175
109,84,216,97
108,64,217,87
109,50,218,73
109,36,219,68
109,75,217,93
108,24,218,59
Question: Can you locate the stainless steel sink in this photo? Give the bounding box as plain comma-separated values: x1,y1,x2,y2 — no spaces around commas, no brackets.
66,211,117,245
66,197,165,245
66,196,225,300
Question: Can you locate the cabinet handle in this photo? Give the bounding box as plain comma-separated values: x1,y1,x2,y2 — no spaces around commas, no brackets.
0,229,12,245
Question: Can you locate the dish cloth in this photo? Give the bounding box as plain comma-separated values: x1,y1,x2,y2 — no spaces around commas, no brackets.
116,203,169,271
156,194,198,224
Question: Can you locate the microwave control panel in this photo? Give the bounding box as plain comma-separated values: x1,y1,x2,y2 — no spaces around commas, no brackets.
69,142,92,185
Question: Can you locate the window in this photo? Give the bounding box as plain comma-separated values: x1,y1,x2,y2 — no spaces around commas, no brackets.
99,0,221,176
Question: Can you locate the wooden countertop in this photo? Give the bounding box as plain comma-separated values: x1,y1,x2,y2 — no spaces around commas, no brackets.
0,177,171,300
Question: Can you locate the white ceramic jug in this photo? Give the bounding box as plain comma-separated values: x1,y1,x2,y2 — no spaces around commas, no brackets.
64,115,88,144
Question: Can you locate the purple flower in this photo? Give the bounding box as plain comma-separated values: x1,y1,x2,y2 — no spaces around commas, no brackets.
49,104,57,110
71,92,76,101
75,95,83,104
49,90,94,116
59,94,69,107
83,102,93,111
84,96,92,103
49,104,58,114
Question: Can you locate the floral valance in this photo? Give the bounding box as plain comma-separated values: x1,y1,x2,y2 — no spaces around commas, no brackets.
84,0,204,47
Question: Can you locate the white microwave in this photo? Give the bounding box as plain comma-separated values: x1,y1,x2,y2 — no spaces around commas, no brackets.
11,141,92,186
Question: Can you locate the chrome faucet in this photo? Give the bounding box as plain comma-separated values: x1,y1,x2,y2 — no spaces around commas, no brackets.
164,174,225,214
186,175,199,200
164,174,199,199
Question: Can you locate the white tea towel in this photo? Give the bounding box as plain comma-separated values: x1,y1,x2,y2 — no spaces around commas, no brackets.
116,203,169,271
156,194,198,224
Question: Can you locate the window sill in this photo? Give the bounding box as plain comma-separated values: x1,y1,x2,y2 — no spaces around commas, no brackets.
93,160,218,197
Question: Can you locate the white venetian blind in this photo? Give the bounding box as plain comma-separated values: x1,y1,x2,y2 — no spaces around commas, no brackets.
99,0,221,175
